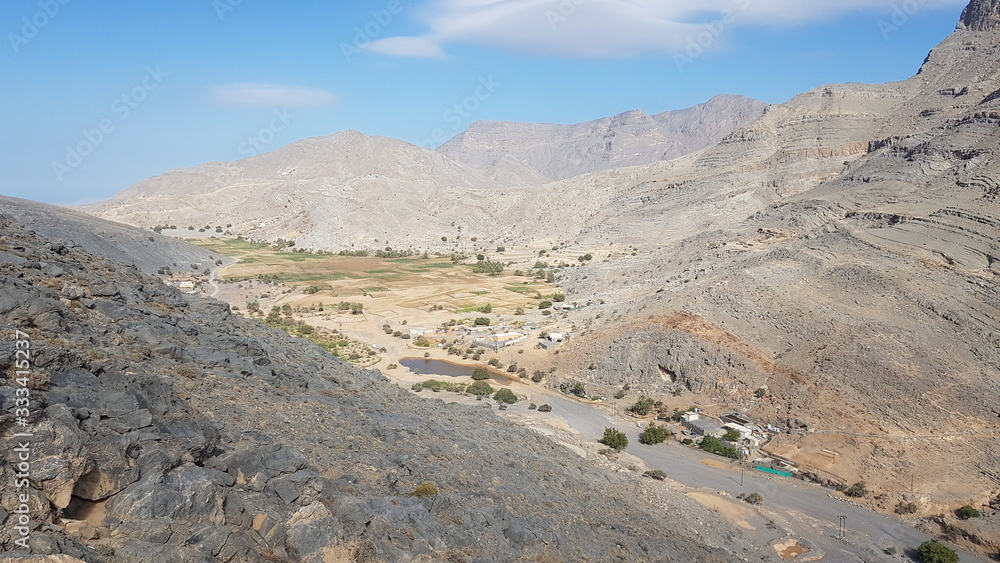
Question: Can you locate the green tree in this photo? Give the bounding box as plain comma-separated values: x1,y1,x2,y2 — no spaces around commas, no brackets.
537,404,553,412
494,388,518,404
723,428,743,442
538,300,553,309
478,304,493,313
628,396,656,416
474,317,491,326
413,336,432,348
570,382,586,397
467,380,493,396
699,436,738,458
639,424,671,445
472,367,490,380
601,428,628,450
552,293,566,302
917,540,958,563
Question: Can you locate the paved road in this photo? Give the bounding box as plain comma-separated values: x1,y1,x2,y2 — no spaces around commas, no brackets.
208,266,221,298
540,394,985,562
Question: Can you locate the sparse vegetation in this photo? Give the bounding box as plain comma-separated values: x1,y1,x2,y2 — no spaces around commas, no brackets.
471,367,490,380
895,501,919,515
537,404,552,412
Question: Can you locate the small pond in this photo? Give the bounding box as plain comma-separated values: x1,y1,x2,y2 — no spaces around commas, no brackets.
400,358,510,381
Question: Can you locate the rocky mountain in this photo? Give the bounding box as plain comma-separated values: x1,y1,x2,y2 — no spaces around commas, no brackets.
0,216,747,561
543,1,1000,516
0,196,226,275
82,96,765,252
437,94,767,181
83,130,543,251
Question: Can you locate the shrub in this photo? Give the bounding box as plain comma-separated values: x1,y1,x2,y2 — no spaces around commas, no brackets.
681,438,694,445
613,389,626,399
537,404,552,412
956,505,981,520
528,403,537,410
895,502,919,515
488,358,502,368
467,380,493,396
843,481,868,498
531,370,545,383
494,388,518,404
410,482,438,498
413,336,432,347
644,470,667,481
552,293,566,302
474,317,491,326
743,492,764,505
917,540,958,563
471,367,490,380
478,304,493,313
601,428,628,450
639,424,671,445
570,382,586,397
538,300,553,309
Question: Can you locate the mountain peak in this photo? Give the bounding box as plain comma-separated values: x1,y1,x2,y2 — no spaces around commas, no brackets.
959,0,1000,31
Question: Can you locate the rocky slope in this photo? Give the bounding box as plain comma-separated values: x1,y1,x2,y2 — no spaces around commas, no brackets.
0,196,226,275
0,217,748,561
549,1,1000,514
436,95,767,181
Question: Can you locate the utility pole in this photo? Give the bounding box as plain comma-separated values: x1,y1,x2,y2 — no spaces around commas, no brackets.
838,516,847,540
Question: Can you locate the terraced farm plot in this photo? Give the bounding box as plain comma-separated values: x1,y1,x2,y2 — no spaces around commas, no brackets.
192,237,559,316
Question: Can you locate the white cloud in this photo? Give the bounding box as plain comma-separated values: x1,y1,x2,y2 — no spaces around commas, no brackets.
367,35,447,58
209,84,339,107
371,0,969,59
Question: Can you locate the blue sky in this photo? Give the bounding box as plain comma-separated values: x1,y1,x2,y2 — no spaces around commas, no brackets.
0,0,969,205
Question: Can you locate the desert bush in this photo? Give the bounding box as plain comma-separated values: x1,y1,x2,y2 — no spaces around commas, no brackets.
467,380,493,396
956,505,981,520
531,370,545,383
895,501,918,515
537,404,552,412
493,388,518,404
471,367,490,380
644,470,667,481
843,481,868,498
601,428,628,450
410,482,438,498
742,492,764,505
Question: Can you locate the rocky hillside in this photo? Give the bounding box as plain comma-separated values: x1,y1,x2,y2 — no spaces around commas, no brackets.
437,95,767,181
0,196,226,275
549,1,1000,510
0,217,747,561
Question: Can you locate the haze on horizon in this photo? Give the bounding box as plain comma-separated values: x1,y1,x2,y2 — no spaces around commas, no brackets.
0,0,968,205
